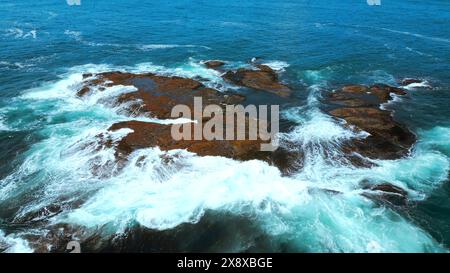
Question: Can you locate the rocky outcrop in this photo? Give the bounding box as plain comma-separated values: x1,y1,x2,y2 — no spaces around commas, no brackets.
203,60,226,70
78,71,419,167
79,71,245,119
327,84,415,160
77,71,282,165
108,120,268,161
362,183,408,206
78,70,419,166
222,65,292,97
398,78,431,89
400,78,423,86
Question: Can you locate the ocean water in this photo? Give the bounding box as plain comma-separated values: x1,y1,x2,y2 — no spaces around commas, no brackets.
0,0,449,253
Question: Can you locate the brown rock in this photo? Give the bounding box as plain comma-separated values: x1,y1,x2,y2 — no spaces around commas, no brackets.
108,120,269,162
78,72,245,119
204,60,226,69
75,71,293,168
400,78,423,86
341,85,369,94
333,84,406,104
222,66,291,97
369,84,407,103
327,84,415,160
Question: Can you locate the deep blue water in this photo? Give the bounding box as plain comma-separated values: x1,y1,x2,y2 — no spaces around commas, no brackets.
0,0,449,252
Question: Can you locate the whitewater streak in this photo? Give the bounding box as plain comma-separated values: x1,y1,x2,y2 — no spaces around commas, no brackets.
0,62,449,253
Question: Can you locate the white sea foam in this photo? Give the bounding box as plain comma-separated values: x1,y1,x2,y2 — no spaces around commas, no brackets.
64,150,310,230
47,11,58,19
23,30,37,39
0,61,28,70
261,61,290,72
339,24,450,45
0,231,33,253
301,66,340,84
378,27,450,44
281,86,370,191
220,21,248,28
379,93,404,111
0,114,8,131
365,70,396,85
5,28,23,38
64,30,82,41
403,81,431,90
139,44,211,50
282,89,366,148
5,28,36,39
63,30,211,51
65,59,228,91
0,56,50,72
405,47,432,57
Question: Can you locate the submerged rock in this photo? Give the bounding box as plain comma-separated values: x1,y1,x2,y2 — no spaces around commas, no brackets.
222,65,292,97
399,78,432,89
203,60,226,69
362,183,408,206
400,78,423,86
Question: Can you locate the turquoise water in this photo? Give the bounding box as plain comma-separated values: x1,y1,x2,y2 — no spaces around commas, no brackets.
0,0,449,252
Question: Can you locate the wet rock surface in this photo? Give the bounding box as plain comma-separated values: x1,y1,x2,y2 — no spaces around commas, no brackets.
400,78,424,86
77,71,285,166
326,84,415,160
362,183,409,206
77,72,418,165
108,120,269,161
203,60,226,69
79,71,245,119
77,71,419,165
222,64,292,97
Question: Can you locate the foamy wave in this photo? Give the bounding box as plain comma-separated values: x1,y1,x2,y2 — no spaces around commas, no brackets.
282,108,366,146
0,114,9,131
0,61,27,70
378,27,450,44
300,66,340,84
405,47,432,57
337,24,450,45
365,70,397,85
139,44,211,50
62,59,227,90
79,59,231,91
63,31,211,51
64,30,82,41
0,60,41,71
282,85,367,145
379,93,404,111
0,231,33,253
5,28,36,39
64,150,309,230
47,11,58,19
403,81,432,90
219,21,248,28
262,61,290,72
